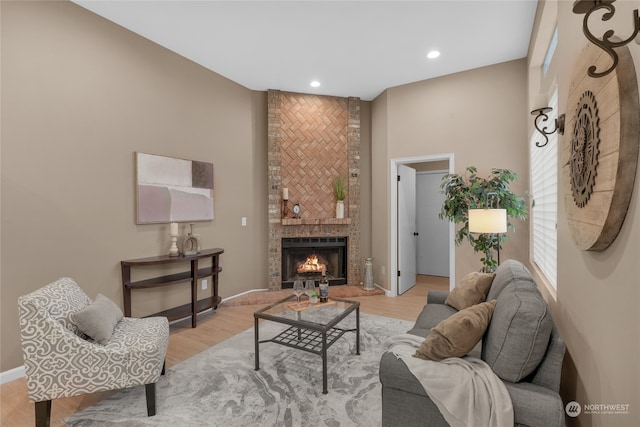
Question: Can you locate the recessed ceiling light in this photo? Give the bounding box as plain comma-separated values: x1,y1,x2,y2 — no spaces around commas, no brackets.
427,50,440,59
310,80,321,88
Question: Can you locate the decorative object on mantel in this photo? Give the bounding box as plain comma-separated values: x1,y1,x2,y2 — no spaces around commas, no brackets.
136,152,214,224
282,187,289,218
440,167,527,272
572,0,640,78
182,223,200,256
168,222,179,257
334,175,347,219
292,203,301,218
530,106,566,148
564,41,639,251
336,201,345,219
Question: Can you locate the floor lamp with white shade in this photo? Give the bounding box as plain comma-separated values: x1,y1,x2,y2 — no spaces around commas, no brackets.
468,199,507,266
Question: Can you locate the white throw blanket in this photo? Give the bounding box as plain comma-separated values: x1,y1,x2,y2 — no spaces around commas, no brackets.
383,334,513,427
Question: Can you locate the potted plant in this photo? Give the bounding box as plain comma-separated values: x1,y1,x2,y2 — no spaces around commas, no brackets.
309,291,319,304
439,166,527,272
333,175,347,218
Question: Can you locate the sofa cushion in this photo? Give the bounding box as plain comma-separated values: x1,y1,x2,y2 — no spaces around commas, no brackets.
414,300,496,361
487,259,535,301
70,293,123,344
482,280,552,382
445,272,495,310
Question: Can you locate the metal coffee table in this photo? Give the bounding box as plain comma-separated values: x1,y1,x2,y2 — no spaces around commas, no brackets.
254,295,360,394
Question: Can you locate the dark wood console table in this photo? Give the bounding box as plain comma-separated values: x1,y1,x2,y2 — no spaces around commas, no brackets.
121,248,223,328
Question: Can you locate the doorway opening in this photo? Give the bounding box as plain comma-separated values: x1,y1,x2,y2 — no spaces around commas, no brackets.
391,154,455,296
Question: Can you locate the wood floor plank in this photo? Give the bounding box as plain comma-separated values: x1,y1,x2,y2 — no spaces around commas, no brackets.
1,276,446,427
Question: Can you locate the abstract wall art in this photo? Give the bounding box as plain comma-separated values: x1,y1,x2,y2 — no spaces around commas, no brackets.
136,152,214,224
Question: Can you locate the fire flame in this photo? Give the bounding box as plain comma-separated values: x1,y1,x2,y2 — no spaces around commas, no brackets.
297,255,326,274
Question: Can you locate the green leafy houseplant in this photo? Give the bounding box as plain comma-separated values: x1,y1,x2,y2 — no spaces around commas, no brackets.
309,291,319,303
333,176,347,201
439,166,528,272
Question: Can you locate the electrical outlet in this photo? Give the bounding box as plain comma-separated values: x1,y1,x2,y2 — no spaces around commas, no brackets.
201,279,208,290
241,217,247,226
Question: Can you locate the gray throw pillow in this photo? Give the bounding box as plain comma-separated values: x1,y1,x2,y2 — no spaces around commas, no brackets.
70,293,123,344
482,281,552,382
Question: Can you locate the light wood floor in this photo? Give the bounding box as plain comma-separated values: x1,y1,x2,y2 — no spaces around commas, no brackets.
1,275,448,427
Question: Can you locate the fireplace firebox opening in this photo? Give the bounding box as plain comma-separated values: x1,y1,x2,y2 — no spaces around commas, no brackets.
281,237,347,288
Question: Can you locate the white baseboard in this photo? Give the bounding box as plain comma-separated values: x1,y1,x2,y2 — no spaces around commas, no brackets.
167,288,270,326
375,283,396,297
221,288,269,303
373,283,397,297
0,365,25,384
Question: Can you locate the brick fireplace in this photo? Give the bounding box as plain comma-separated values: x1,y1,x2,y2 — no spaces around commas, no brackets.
267,90,361,290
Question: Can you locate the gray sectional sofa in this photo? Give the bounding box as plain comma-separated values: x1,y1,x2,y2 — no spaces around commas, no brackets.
380,260,566,427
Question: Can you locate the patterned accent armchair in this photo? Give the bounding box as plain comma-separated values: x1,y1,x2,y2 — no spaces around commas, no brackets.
18,277,169,427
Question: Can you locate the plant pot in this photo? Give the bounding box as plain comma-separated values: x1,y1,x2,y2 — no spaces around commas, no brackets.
336,200,345,219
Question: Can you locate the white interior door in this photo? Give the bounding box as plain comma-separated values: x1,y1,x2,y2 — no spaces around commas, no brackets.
417,172,449,276
397,165,417,294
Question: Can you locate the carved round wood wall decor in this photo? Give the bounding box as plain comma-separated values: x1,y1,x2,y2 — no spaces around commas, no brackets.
564,43,640,251
569,90,600,208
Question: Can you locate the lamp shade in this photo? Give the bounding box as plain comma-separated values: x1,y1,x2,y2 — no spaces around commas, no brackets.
468,209,507,233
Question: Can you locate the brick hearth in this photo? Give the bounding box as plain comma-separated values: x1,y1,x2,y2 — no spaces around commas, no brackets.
267,90,361,290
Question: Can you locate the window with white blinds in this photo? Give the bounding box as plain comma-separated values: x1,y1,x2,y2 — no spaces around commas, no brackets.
542,27,558,77
530,89,558,288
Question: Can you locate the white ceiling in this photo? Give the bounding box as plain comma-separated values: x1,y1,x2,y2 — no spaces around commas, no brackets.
73,0,538,101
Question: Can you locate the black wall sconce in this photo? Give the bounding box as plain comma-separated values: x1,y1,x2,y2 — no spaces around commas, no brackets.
531,107,566,148
573,0,640,78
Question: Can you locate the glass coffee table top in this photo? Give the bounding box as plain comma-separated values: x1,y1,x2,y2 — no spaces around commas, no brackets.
255,294,359,328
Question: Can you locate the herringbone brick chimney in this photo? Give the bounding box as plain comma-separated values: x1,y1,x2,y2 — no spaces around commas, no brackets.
267,90,361,290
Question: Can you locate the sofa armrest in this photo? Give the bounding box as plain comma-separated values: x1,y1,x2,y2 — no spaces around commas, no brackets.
379,351,429,397
530,322,565,392
380,350,449,427
504,381,566,427
427,290,449,304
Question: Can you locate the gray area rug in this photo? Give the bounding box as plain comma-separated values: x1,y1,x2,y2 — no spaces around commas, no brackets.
65,312,413,427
